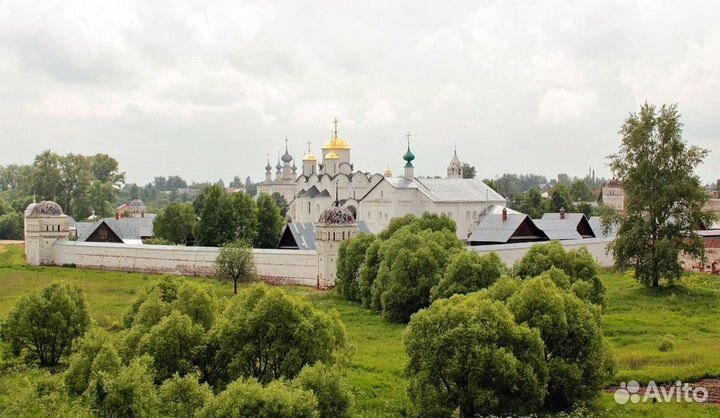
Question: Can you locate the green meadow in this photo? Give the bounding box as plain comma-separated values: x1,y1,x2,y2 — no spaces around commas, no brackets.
1,243,719,417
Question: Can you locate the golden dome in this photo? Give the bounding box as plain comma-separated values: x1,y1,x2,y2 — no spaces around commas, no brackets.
303,151,317,161
322,136,350,150
383,166,392,177
324,151,339,160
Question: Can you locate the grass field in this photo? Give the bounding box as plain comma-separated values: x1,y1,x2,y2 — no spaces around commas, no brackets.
1,243,720,417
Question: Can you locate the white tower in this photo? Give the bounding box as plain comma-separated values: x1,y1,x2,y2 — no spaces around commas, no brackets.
447,147,463,179
403,132,415,179
302,142,317,176
24,201,69,266
315,201,358,289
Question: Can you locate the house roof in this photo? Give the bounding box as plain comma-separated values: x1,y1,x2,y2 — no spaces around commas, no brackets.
78,216,156,243
374,177,506,203
468,213,531,243
279,221,371,250
588,216,618,238
532,219,583,240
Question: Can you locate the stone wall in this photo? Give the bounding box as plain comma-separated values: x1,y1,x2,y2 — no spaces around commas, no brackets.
50,241,318,286
468,238,614,268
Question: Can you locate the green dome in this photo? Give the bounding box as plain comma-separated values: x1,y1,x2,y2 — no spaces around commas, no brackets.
403,146,415,163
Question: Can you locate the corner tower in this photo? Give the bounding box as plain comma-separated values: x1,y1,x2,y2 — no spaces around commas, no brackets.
24,200,69,266
315,202,358,289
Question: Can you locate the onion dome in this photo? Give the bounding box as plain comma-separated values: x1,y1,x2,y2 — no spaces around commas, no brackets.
325,151,339,160
281,137,293,163
276,157,282,171
303,151,317,161
383,166,392,177
318,205,355,225
129,199,145,207
28,200,63,217
265,160,272,172
322,136,351,150
403,146,415,168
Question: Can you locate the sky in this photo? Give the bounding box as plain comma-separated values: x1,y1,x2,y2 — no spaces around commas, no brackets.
1,0,719,185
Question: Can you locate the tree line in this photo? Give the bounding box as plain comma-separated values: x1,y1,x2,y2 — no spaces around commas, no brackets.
152,185,285,248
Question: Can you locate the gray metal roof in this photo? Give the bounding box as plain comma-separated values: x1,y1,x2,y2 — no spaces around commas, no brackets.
541,212,588,222
281,221,371,250
588,216,618,238
468,213,529,243
382,177,506,203
532,219,583,240
78,216,155,243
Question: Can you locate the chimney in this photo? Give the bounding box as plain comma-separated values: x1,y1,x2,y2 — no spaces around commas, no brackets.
501,207,507,222
560,207,565,220
115,211,119,220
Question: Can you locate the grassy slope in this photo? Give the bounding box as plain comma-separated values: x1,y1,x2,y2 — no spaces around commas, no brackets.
1,243,720,417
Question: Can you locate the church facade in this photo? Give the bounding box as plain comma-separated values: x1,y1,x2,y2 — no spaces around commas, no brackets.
258,122,506,240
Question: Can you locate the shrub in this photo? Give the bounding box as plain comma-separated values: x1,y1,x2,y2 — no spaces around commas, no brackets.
212,284,346,385
294,363,352,418
513,241,606,306
199,378,318,418
84,355,159,418
658,335,675,352
504,275,615,409
370,228,462,322
1,282,90,366
137,311,206,382
336,233,377,301
357,240,382,308
404,294,548,417
430,251,507,301
158,373,213,418
65,328,116,395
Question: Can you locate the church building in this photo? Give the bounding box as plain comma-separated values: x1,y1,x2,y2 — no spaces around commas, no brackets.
259,119,506,240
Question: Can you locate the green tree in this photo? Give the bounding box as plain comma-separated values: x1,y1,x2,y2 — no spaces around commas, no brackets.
84,355,159,418
336,233,377,301
194,185,235,247
569,179,593,202
548,183,575,212
461,162,476,179
137,311,206,382
88,153,125,186
65,327,117,395
229,191,258,243
158,373,213,418
0,212,23,239
154,202,197,244
271,192,289,217
513,241,606,307
608,103,715,287
430,251,507,301
199,378,317,418
254,193,284,248
173,282,217,330
357,239,382,308
212,284,346,385
31,150,63,202
517,187,546,219
371,227,462,322
404,294,548,417
505,275,614,409
1,282,90,366
294,363,352,418
215,240,256,295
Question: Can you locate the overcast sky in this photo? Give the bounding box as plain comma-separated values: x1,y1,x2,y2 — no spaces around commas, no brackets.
1,0,719,185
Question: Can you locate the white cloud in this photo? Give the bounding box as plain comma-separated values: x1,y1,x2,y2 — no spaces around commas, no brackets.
537,89,599,123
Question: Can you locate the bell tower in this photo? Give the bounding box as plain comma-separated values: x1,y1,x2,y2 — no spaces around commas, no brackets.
24,201,69,266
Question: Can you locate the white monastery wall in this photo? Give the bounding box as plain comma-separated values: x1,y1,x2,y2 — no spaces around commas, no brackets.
50,241,317,286
468,238,614,268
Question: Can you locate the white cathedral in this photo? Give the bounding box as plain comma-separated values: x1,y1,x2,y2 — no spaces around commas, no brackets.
256,121,506,240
